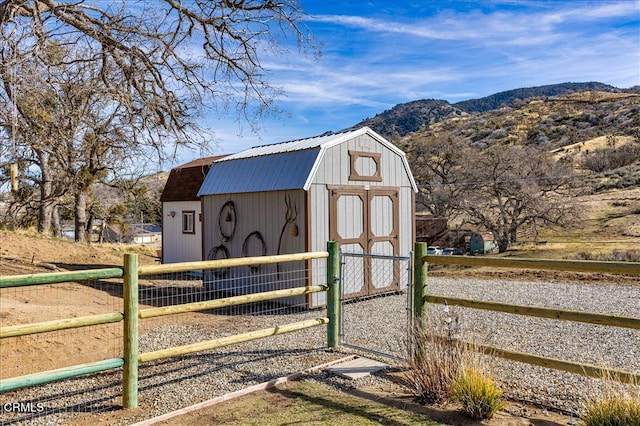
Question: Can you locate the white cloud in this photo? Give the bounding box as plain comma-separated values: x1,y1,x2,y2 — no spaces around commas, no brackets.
310,1,639,46
192,1,639,157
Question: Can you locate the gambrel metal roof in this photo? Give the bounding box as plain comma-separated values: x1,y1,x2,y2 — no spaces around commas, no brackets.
197,149,321,195
197,127,417,196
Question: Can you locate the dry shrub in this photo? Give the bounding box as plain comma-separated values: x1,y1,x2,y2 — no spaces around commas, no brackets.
582,373,640,426
583,396,640,426
573,249,640,262
400,305,465,404
452,367,506,420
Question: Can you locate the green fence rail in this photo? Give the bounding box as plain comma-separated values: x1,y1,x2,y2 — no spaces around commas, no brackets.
413,242,640,385
5,240,637,413
0,268,124,288
0,243,340,410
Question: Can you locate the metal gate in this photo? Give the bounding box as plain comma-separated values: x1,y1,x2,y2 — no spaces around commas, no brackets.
339,251,413,359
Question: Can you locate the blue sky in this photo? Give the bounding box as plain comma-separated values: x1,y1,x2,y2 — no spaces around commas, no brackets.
183,0,640,164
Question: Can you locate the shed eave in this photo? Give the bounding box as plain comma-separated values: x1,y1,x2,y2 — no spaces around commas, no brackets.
302,147,327,191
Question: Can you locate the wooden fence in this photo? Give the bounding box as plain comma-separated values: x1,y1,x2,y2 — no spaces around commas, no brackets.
3,240,638,416
0,242,340,409
413,242,640,384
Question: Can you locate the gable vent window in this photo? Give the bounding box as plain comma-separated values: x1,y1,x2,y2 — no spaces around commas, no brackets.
182,211,196,234
349,150,382,182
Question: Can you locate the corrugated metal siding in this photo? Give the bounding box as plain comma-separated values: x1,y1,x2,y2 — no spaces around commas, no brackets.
198,149,321,196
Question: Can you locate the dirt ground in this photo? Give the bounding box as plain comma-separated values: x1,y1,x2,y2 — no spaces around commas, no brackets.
0,231,161,378
0,230,159,276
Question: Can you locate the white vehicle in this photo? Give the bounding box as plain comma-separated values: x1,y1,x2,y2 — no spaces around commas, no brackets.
427,246,443,255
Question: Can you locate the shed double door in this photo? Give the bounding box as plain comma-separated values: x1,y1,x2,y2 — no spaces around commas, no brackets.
328,185,400,298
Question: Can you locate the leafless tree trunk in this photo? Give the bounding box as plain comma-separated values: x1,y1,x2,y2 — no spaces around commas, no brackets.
74,191,88,243
36,150,53,234
51,204,61,238
460,144,579,253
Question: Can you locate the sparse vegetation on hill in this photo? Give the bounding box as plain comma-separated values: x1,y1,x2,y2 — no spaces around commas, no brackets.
375,85,640,252
453,81,618,113
352,82,628,139
402,90,640,152
351,99,466,139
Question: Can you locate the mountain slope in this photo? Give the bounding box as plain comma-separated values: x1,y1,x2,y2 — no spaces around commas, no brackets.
453,81,618,113
349,99,466,140
402,90,640,153
352,82,623,139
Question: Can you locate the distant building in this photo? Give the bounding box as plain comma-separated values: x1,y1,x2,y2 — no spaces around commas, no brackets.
128,223,162,245
469,232,498,255
415,214,448,244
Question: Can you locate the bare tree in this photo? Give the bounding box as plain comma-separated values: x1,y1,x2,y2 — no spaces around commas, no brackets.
0,41,70,234
409,136,468,218
1,0,316,237
459,144,579,253
1,0,315,134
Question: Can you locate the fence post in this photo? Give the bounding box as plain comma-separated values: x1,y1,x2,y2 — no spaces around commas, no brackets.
123,253,139,409
326,241,340,348
413,242,428,323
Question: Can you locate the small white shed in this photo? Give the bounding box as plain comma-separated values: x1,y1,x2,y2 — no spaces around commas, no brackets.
160,156,227,263
197,127,417,307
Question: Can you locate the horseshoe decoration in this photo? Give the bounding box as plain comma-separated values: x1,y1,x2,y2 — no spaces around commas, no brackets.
242,231,267,273
277,194,299,278
207,244,230,278
218,200,236,242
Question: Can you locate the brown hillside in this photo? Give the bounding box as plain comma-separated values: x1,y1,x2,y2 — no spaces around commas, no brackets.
0,230,158,276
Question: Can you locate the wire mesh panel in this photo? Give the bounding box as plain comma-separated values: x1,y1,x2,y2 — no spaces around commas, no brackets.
339,252,413,359
132,262,335,413
0,278,123,425
1,258,336,425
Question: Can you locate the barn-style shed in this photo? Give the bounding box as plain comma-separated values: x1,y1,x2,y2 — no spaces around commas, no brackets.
197,127,417,307
160,155,227,264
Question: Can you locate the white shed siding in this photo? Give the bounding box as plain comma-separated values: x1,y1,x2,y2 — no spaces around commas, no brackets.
162,201,203,263
399,186,415,255
309,184,330,253
314,134,413,188
307,134,415,306
309,183,330,307
203,190,306,258
199,127,416,308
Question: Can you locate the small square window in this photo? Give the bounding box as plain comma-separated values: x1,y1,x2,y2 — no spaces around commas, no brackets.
182,211,196,234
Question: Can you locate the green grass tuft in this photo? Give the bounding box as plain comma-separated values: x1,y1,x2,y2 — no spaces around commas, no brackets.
582,395,640,426
451,367,507,420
